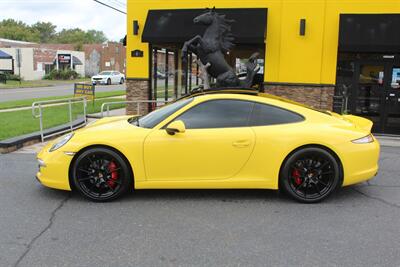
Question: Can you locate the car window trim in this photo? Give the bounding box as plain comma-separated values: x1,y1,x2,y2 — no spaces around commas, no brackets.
160,98,306,130
161,98,256,130
249,102,305,127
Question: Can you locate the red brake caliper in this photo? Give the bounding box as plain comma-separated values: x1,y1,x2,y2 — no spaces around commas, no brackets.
292,168,302,186
107,161,119,188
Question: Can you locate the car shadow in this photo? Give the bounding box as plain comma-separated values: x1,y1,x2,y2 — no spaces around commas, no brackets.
35,184,363,205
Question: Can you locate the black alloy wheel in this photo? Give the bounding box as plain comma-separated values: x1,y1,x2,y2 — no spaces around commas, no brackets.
72,147,132,202
280,147,342,203
107,78,111,85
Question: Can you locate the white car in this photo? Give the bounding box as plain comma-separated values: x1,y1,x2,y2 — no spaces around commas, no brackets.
91,71,125,85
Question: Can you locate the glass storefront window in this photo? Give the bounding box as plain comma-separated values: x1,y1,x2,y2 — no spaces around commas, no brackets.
359,65,384,85
391,67,400,89
149,44,266,110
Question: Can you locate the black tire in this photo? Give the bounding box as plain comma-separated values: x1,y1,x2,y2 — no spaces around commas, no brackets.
120,78,124,84
280,147,342,203
72,147,133,202
107,78,111,85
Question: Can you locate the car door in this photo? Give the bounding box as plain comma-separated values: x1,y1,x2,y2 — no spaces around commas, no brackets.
143,99,256,181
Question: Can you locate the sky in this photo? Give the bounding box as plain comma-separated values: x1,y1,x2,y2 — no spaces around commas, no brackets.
0,0,127,41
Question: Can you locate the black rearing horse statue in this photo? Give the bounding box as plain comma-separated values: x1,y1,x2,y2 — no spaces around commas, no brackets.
182,8,259,88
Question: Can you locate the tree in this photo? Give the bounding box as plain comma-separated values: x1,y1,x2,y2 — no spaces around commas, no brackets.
0,19,40,42
31,22,56,43
55,28,87,44
85,30,107,43
0,19,108,44
55,28,108,45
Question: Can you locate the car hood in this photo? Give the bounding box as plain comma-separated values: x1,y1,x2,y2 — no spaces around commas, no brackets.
82,116,135,131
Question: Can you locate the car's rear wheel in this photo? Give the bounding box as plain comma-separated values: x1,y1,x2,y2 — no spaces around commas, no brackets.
72,147,132,202
107,78,111,85
280,147,342,203
120,78,124,84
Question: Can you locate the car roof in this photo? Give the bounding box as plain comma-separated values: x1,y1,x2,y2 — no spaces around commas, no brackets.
182,88,331,116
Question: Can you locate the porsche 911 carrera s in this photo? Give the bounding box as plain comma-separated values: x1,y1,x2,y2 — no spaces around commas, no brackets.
36,89,380,203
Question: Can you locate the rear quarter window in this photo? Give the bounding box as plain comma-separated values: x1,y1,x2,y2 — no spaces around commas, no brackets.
250,103,304,126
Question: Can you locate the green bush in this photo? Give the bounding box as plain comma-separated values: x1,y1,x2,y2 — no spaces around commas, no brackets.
43,69,80,80
5,73,22,81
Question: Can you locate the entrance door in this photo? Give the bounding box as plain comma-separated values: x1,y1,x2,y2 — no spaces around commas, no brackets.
352,62,385,132
351,60,400,134
384,65,400,134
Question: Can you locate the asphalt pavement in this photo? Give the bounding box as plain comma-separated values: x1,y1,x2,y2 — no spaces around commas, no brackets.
0,83,125,102
0,147,399,267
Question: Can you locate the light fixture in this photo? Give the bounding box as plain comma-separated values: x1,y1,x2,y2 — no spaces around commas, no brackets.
133,20,139,35
300,19,306,36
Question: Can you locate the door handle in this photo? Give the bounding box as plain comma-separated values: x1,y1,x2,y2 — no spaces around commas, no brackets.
232,140,251,148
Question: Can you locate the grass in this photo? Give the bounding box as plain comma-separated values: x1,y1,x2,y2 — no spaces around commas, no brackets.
0,97,126,141
0,90,126,110
0,78,90,89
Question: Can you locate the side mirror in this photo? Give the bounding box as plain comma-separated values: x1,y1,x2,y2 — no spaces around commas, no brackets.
166,120,186,135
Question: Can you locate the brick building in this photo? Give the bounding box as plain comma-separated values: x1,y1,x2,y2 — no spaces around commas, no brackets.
0,38,126,79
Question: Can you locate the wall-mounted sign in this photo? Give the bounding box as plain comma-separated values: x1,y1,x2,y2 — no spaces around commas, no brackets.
58,54,71,65
74,83,95,100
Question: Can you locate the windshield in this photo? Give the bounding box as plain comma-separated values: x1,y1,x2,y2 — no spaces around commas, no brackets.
134,98,193,128
99,71,112,75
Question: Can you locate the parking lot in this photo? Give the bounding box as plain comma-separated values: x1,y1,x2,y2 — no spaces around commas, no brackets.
0,146,399,267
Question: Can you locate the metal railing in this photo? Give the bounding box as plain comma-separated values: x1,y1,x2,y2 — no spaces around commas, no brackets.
32,97,87,142
100,100,170,117
333,95,349,114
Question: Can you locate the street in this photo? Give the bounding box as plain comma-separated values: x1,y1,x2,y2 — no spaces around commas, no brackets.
0,84,125,102
0,147,399,267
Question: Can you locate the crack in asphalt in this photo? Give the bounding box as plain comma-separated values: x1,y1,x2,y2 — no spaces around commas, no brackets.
13,194,71,267
352,188,400,209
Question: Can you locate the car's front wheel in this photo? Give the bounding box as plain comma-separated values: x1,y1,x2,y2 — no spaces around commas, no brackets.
107,78,111,85
72,147,132,202
120,78,124,84
280,147,342,203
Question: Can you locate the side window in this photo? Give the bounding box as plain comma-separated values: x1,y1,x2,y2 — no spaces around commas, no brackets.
250,103,304,126
175,100,254,129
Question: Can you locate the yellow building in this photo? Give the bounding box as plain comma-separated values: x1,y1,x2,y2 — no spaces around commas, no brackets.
126,0,400,135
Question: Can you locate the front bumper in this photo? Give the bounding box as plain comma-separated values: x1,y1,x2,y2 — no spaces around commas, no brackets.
92,80,106,85
36,148,74,191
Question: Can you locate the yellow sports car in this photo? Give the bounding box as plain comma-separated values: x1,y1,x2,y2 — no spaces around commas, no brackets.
36,89,380,203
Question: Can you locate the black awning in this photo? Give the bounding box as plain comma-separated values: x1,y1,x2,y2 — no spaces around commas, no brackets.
0,50,12,59
339,14,400,53
72,56,83,65
142,8,267,44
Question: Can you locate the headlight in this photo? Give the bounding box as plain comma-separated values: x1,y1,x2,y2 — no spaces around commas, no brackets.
352,134,374,144
49,133,74,152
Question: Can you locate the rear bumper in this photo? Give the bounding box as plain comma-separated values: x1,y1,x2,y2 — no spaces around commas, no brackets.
340,138,380,186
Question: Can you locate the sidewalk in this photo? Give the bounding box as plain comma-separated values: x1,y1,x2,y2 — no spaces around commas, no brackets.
376,135,400,147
